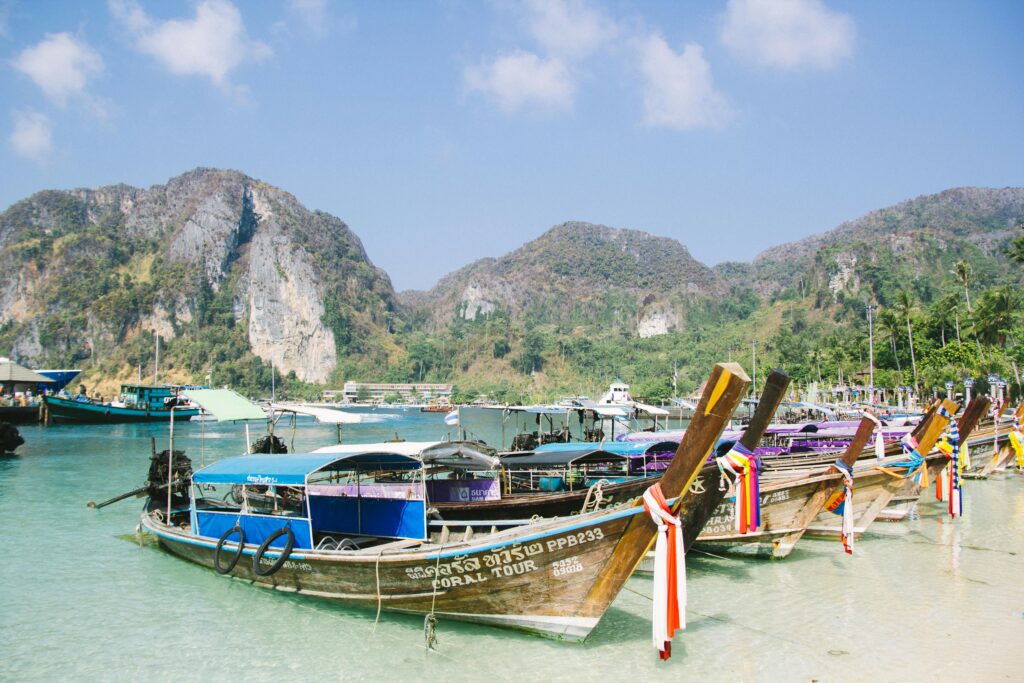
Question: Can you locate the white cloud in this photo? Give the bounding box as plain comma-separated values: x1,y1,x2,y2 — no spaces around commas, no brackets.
522,0,617,60
287,0,328,38
9,110,53,162
465,51,575,115
12,33,104,106
721,0,855,70
638,35,733,131
110,0,271,91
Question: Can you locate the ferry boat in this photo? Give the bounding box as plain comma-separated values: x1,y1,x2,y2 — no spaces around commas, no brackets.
43,384,201,424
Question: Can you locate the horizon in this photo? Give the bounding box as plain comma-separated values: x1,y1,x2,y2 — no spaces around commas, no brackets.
2,1,1022,290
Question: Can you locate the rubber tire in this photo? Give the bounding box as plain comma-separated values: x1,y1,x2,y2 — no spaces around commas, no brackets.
213,526,246,575
252,526,295,577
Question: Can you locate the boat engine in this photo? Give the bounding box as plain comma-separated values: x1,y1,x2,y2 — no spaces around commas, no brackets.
0,422,24,453
147,449,193,505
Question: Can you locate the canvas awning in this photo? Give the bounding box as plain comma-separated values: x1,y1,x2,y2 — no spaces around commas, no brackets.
193,451,420,486
0,359,53,384
182,389,268,422
313,440,501,470
272,403,363,424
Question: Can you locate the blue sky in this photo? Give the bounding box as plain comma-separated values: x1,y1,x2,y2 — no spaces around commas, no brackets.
1,0,1022,291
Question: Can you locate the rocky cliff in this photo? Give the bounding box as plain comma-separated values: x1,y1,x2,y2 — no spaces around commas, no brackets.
0,168,396,383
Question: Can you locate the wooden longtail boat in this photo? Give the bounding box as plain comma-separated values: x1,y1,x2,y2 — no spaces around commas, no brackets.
878,397,990,520
693,413,876,558
962,403,1023,479
802,399,957,539
139,362,749,641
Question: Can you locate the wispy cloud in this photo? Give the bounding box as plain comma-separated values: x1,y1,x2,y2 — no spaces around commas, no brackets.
465,51,574,115
9,110,53,163
521,0,617,60
287,0,328,38
466,0,617,116
721,0,855,70
638,35,733,131
12,33,104,107
109,0,271,95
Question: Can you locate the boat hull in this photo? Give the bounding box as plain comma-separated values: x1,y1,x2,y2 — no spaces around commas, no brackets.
693,470,839,559
142,503,642,641
43,396,199,424
0,405,41,424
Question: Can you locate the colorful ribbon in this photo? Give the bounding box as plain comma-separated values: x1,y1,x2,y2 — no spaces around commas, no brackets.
828,459,855,554
716,442,761,534
936,406,963,517
877,434,929,488
643,483,685,660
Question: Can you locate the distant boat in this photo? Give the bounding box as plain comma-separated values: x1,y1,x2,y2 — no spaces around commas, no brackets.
43,384,200,424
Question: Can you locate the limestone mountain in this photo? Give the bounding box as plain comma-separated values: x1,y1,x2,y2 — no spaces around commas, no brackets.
402,221,723,338
0,168,396,386
734,187,1024,303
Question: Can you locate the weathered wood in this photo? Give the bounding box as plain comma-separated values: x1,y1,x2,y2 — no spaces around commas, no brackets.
840,414,878,467
958,396,991,440
578,362,749,617
739,369,790,452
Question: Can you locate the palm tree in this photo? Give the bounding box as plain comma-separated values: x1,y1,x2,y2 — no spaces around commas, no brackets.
954,260,973,312
895,291,918,389
953,259,985,358
878,309,902,373
975,286,1019,347
1008,235,1024,265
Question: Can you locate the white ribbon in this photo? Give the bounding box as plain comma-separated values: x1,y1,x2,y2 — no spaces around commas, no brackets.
642,487,686,655
862,410,884,459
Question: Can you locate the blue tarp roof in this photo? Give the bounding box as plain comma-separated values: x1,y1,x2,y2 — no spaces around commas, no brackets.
193,451,419,485
534,441,677,456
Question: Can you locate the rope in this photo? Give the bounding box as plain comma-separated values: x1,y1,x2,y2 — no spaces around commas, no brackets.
424,548,443,651
372,550,384,635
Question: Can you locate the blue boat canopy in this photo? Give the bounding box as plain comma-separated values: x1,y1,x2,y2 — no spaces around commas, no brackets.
193,451,420,486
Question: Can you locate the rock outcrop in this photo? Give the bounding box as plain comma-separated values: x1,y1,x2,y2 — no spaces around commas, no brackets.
0,168,395,382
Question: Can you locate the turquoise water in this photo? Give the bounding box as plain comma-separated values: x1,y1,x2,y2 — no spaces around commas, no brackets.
2,408,1023,680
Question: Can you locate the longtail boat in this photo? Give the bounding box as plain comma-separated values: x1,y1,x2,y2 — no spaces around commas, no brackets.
802,398,957,539
962,402,1024,478
693,413,877,558
138,362,749,641
878,397,990,520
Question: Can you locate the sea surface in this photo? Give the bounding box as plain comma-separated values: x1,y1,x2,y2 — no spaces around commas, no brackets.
2,407,1023,681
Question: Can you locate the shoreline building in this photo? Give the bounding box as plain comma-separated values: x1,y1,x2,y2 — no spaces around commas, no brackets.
325,382,452,403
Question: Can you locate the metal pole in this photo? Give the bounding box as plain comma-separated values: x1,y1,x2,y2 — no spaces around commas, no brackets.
867,304,876,401
751,340,757,396
166,406,175,519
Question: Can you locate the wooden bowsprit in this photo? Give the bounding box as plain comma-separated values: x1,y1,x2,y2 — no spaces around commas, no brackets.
574,362,749,644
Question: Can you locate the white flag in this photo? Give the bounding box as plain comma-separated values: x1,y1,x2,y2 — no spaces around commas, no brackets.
444,408,460,426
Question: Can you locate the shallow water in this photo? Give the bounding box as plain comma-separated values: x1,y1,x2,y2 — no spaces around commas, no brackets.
2,409,1023,681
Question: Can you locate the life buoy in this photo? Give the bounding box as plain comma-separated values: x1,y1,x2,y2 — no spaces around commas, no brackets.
213,526,246,574
252,526,295,577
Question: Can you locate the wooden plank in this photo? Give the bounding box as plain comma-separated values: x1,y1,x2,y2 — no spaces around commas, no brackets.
738,369,790,451
957,396,991,441
579,362,749,617
839,414,877,467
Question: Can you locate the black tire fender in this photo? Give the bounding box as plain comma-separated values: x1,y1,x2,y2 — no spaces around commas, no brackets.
213,525,246,575
252,526,295,577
